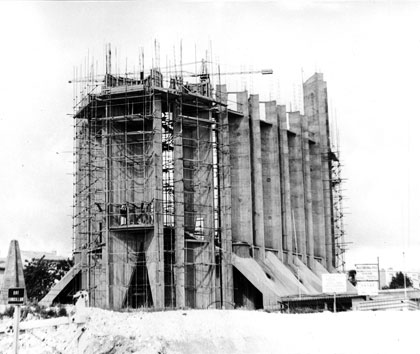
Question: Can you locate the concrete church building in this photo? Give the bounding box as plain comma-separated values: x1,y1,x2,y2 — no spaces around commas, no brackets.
42,49,346,310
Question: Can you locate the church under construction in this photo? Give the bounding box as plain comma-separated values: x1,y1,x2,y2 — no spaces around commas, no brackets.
42,48,347,310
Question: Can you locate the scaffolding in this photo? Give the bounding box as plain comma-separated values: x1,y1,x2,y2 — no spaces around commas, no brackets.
72,49,232,309
330,150,346,272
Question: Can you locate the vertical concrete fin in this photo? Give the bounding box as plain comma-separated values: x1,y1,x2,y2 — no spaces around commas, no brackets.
229,91,253,245
301,114,314,269
150,94,165,308
277,105,293,264
261,101,282,254
249,94,265,259
173,99,185,308
288,112,307,264
217,84,234,308
194,109,216,309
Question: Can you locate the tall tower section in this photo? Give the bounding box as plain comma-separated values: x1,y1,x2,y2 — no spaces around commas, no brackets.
303,73,335,271
72,65,233,309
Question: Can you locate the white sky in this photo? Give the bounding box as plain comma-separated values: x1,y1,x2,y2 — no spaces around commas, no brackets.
0,0,419,272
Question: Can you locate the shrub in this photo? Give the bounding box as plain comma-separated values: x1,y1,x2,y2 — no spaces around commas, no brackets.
57,306,67,317
2,306,15,318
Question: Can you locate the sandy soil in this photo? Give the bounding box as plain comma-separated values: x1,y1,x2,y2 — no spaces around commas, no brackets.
0,307,418,353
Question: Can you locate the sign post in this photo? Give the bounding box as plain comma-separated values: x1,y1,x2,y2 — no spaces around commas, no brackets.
13,306,20,354
8,287,25,354
322,274,347,313
355,263,379,296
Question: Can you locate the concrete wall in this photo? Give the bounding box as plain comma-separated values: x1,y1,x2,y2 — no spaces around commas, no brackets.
301,115,315,268
249,95,265,259
286,111,315,268
150,95,165,308
173,101,185,308
108,231,152,308
228,92,253,246
277,106,293,264
228,80,336,308
260,101,282,253
288,112,307,263
216,84,234,308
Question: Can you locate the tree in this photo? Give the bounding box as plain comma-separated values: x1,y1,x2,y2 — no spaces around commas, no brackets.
389,271,412,289
348,269,357,286
23,256,74,302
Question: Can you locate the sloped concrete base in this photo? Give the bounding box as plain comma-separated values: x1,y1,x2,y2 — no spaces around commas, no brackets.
232,252,328,308
39,263,81,307
288,256,322,293
231,253,282,308
263,252,313,296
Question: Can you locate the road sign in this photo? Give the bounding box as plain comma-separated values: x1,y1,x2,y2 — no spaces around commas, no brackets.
322,273,347,294
8,288,25,305
355,264,378,281
357,281,379,296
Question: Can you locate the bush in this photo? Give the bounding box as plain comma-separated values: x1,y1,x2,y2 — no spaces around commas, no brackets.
389,272,413,289
18,302,69,320
1,306,15,318
23,256,74,302
57,306,68,317
0,303,68,320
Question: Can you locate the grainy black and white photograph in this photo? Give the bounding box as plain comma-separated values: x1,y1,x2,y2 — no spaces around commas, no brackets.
0,0,420,353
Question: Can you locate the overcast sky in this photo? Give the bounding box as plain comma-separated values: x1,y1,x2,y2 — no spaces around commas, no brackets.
0,0,419,272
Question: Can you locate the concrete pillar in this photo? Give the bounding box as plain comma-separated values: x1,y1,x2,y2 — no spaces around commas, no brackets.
301,115,314,269
194,110,215,309
148,94,165,308
277,105,293,264
249,95,265,260
182,127,197,308
173,100,185,308
104,103,112,308
303,73,333,270
288,112,307,264
308,141,326,263
261,101,282,253
228,91,253,246
216,84,234,308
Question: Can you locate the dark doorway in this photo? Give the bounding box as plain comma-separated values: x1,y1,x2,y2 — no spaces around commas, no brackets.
125,242,153,308
233,267,263,309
